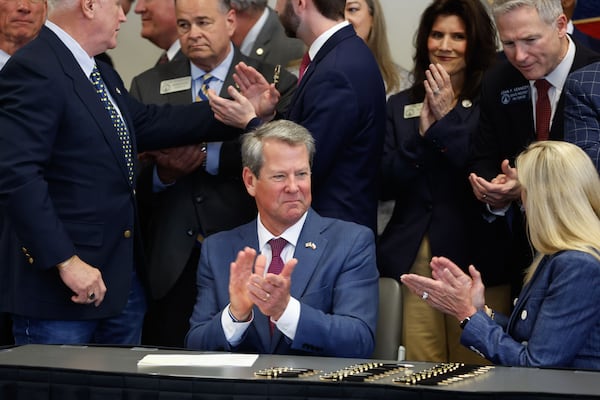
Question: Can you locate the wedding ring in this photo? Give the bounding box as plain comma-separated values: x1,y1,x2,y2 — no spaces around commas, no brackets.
433,88,440,95
265,293,270,301
482,194,487,199
88,292,95,301
421,291,429,300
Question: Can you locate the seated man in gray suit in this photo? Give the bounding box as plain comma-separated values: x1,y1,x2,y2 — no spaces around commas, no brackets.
129,0,296,348
185,120,379,358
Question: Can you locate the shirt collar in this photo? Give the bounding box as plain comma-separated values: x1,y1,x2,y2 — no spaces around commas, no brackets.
307,20,349,61
166,40,181,61
240,7,269,56
257,211,308,253
46,20,96,78
190,42,234,82
0,49,9,71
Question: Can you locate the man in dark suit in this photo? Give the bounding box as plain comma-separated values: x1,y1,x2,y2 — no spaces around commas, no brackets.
0,0,239,345
564,61,600,170
185,120,379,357
230,0,304,70
209,0,386,233
468,0,599,294
129,0,296,348
0,0,47,348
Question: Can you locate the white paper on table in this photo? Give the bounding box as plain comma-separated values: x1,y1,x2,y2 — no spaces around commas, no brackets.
137,353,259,367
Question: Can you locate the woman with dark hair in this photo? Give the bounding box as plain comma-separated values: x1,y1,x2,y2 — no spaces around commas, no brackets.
378,0,500,363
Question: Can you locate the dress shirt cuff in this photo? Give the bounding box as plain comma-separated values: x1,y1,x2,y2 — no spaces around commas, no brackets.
271,297,300,340
205,142,222,175
152,165,176,192
221,304,253,346
486,203,510,217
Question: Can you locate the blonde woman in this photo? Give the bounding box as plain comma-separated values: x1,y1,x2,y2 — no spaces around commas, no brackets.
345,0,411,95
402,141,600,369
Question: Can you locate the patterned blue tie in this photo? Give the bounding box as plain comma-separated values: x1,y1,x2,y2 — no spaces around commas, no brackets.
196,73,217,102
90,65,134,184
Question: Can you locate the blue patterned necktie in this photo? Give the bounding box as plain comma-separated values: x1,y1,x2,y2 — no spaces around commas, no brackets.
90,65,134,184
196,73,217,102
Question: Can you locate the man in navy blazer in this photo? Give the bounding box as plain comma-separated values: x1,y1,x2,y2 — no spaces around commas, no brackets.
0,0,239,345
185,120,378,358
468,0,599,294
209,0,386,233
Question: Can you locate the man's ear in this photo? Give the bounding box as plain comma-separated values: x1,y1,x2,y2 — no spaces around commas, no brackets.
82,0,95,19
242,166,257,197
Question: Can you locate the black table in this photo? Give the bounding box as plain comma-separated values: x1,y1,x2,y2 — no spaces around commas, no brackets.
0,344,599,399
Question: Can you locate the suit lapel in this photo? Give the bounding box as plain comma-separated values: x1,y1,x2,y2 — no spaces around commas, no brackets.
40,27,132,186
290,25,355,111
221,49,245,97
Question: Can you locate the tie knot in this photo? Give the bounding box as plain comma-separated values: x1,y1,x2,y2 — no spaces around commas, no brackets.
202,73,216,85
90,65,101,85
269,238,288,258
535,79,551,92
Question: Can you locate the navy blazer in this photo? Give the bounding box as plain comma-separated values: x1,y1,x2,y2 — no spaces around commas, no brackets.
185,209,379,358
0,26,239,320
285,24,386,232
564,61,600,171
470,40,599,180
462,251,600,369
377,91,509,286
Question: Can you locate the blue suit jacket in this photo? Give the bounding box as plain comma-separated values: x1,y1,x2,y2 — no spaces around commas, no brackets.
0,26,239,320
462,251,600,369
285,25,386,232
564,61,600,171
185,209,379,358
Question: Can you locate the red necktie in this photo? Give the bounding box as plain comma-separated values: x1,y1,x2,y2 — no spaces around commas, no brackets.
298,52,311,84
268,238,287,335
534,79,552,141
157,52,169,65
268,237,287,275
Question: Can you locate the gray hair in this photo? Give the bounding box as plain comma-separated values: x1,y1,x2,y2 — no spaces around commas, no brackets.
491,0,563,26
229,0,267,13
242,120,315,178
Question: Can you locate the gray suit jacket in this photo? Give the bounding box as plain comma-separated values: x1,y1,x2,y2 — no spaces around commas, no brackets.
129,47,297,299
246,7,305,69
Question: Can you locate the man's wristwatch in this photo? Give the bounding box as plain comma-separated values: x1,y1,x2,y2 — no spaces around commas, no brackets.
459,316,471,329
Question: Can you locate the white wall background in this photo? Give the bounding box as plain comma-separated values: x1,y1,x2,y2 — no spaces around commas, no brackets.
108,0,430,87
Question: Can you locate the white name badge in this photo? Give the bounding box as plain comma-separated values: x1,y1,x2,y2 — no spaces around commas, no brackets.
160,77,192,95
403,102,423,119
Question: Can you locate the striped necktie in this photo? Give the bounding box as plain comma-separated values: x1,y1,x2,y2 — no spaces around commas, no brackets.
196,73,217,102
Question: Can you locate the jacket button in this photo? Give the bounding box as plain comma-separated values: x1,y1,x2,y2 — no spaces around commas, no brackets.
123,230,132,238
520,310,527,320
28,257,34,264
21,247,27,254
